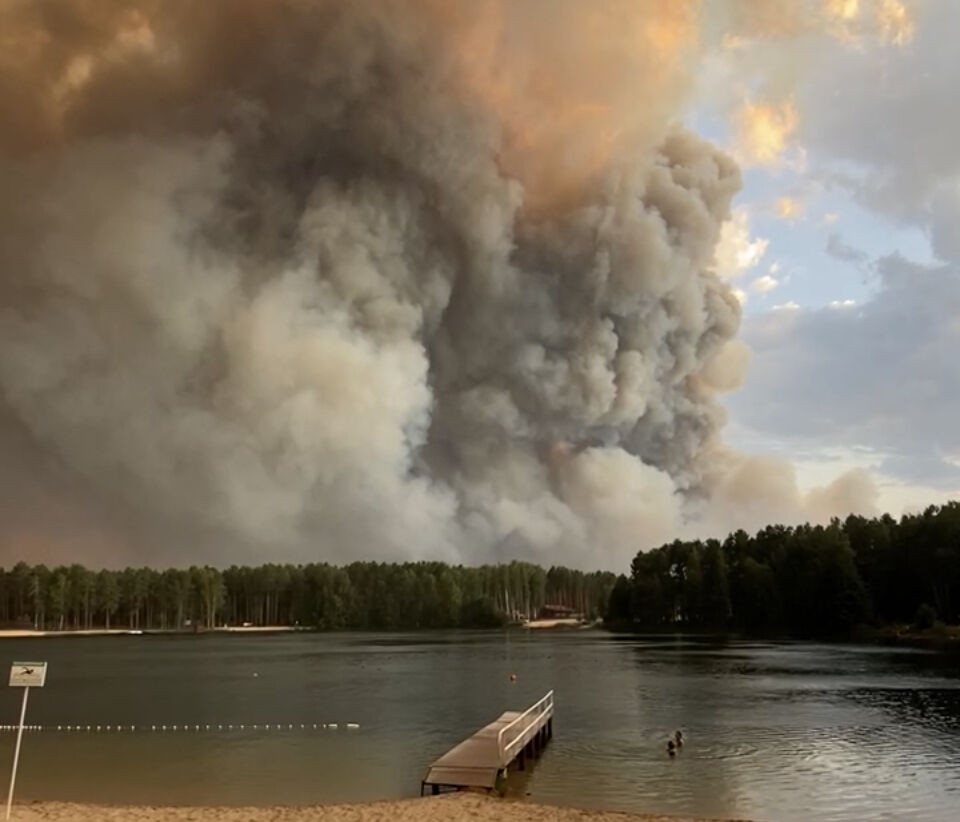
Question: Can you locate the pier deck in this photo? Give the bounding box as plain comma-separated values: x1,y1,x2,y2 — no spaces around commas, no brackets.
421,690,554,794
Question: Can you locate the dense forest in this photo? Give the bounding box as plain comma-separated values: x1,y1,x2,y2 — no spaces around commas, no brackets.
0,560,615,632
5,503,957,637
607,502,960,636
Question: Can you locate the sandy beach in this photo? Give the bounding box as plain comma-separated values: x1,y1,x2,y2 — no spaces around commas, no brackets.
0,626,304,639
526,619,594,630
11,795,743,822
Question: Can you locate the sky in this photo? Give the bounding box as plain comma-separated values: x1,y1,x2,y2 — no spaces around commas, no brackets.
694,0,960,519
0,0,957,571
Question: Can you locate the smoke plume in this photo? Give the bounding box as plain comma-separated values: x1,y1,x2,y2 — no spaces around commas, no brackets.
0,1,883,568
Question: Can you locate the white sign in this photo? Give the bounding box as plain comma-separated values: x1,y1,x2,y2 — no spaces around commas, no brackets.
8,663,46,689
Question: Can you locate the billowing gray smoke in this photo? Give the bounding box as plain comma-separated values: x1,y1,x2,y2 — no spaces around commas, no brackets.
0,1,873,568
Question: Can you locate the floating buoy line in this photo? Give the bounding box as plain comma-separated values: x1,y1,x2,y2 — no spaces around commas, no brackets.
0,723,360,733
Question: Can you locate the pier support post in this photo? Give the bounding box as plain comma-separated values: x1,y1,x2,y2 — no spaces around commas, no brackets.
518,746,525,771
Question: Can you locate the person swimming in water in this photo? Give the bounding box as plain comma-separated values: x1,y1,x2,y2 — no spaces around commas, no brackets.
667,739,676,757
674,730,684,747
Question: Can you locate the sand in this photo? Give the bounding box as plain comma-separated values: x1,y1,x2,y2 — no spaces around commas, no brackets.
10,795,743,822
523,619,586,629
0,627,302,639
0,629,131,638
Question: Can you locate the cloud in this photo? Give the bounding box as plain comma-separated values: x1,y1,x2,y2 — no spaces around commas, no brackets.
826,232,869,263
713,208,769,279
747,0,960,499
729,253,960,489
930,182,960,263
751,274,779,294
698,457,877,534
875,0,916,46
800,1,957,225
735,99,799,166
721,0,915,47
776,196,805,219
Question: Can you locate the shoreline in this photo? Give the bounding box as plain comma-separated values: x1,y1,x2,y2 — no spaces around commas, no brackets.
0,623,600,639
523,618,593,629
0,626,307,639
10,794,747,822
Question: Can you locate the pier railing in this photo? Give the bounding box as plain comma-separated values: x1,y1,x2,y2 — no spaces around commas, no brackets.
497,689,553,763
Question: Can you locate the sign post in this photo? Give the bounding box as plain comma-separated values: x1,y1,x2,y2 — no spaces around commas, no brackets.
6,662,46,821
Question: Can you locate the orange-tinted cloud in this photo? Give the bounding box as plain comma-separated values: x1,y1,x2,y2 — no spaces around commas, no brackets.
736,99,799,166
776,196,805,219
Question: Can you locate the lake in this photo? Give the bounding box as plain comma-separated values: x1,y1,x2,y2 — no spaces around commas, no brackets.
0,632,957,821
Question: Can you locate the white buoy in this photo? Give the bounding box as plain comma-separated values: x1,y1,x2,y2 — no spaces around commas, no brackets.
347,723,360,730
328,723,338,730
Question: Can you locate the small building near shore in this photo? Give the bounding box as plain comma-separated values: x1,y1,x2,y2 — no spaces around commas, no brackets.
538,604,581,620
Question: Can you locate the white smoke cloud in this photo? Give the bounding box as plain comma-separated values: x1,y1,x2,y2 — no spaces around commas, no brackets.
751,275,780,294
713,208,770,280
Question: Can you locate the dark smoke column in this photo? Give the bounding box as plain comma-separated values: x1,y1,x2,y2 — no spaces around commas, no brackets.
0,0,749,568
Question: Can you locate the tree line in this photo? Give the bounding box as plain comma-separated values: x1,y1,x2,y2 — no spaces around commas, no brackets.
0,560,615,632
607,502,960,636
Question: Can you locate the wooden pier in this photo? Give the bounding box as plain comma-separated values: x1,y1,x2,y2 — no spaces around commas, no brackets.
421,690,554,794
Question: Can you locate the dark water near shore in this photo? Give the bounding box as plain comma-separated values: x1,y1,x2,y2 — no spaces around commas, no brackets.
0,632,958,821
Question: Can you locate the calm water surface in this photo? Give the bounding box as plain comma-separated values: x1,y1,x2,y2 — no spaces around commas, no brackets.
0,632,958,821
